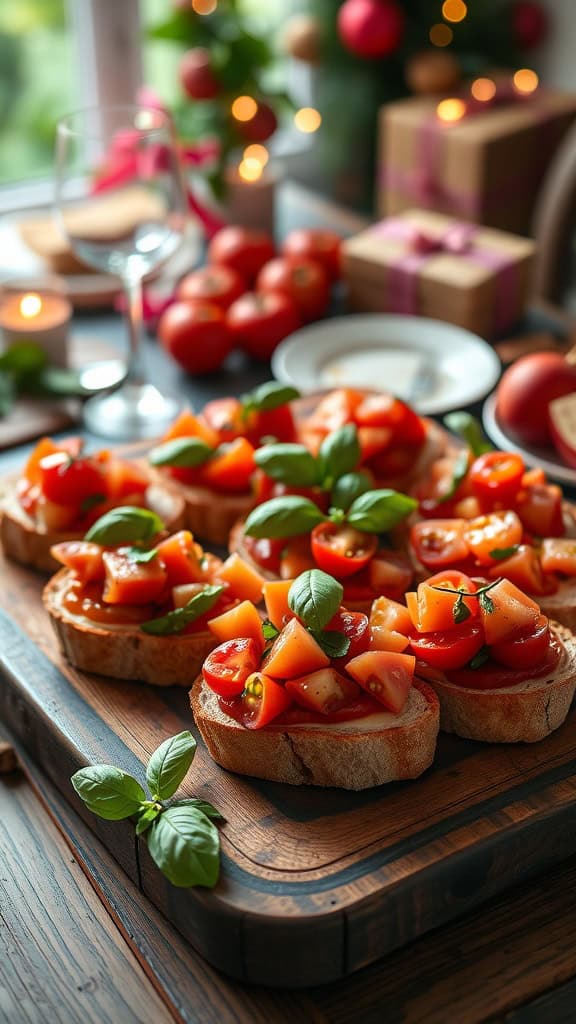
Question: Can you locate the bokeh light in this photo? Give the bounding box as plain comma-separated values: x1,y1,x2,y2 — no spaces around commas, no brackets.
238,158,264,182
231,96,257,122
294,107,322,133
192,0,217,12
243,144,269,166
513,68,539,94
442,0,467,23
436,98,466,122
471,77,496,102
20,294,42,318
429,23,453,46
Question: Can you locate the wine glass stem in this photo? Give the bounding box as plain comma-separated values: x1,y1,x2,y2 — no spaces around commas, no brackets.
124,275,146,387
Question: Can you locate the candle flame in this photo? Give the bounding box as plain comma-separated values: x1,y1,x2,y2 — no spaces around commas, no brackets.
513,68,539,94
436,98,466,122
20,293,42,319
238,157,264,182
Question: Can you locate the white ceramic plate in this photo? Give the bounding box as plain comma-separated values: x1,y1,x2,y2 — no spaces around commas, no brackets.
271,314,501,416
483,391,576,487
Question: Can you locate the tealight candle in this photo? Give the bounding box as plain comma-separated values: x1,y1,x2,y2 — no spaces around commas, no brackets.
224,163,277,234
0,289,71,367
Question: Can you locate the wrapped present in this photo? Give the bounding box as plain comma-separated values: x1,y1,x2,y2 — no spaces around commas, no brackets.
341,209,535,339
378,86,576,235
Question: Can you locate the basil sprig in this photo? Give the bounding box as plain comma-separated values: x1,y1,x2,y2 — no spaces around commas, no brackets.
72,731,223,888
345,489,417,532
84,506,165,545
330,470,373,512
244,487,416,541
149,437,215,468
287,569,351,658
140,584,223,635
318,424,361,486
443,411,493,457
241,380,299,415
254,423,361,493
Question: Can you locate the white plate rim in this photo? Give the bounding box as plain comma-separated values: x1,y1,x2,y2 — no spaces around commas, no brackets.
482,390,576,486
271,314,501,416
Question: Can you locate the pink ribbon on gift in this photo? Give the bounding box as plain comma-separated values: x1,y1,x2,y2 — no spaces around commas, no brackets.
371,218,520,334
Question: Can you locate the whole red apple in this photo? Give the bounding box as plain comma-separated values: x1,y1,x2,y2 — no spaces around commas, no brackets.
496,351,576,447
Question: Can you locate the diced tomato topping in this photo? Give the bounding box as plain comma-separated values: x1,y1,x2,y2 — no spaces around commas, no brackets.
263,579,294,631
199,397,245,443
368,550,413,600
412,570,479,633
199,437,255,492
285,668,360,715
161,408,219,448
279,536,317,580
410,621,484,670
102,550,168,605
469,451,525,509
39,453,106,507
326,608,370,663
355,394,426,447
240,672,293,729
303,388,364,435
216,552,264,604
479,578,541,645
208,600,265,652
369,626,410,653
263,618,330,678
487,544,558,596
370,595,413,636
411,519,469,569
490,614,552,670
156,530,204,586
463,511,523,566
310,522,377,578
202,637,262,698
50,541,105,582
345,650,414,713
356,426,392,462
541,538,576,576
101,455,149,499
243,535,284,573
247,404,296,445
35,496,82,531
515,483,565,538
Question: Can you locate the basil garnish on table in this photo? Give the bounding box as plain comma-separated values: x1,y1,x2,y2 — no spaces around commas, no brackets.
72,731,223,888
84,506,165,544
140,584,223,635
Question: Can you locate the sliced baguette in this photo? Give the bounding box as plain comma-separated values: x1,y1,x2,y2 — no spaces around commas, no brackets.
416,622,576,744
43,569,217,687
190,678,440,789
150,468,253,547
0,483,185,574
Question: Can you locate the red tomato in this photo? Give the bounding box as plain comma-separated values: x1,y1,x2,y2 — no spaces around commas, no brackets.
39,453,105,506
177,265,246,310
242,534,284,573
354,394,426,447
50,541,105,582
202,637,262,698
256,256,330,321
200,437,255,492
158,300,232,374
345,650,415,712
412,570,478,633
156,530,203,586
247,404,297,445
326,608,370,662
227,291,301,360
515,483,565,537
486,544,557,596
281,229,342,281
410,621,484,671
208,226,275,282
410,519,469,569
463,510,523,565
279,536,317,579
469,451,525,508
285,668,360,715
310,522,377,578
102,455,149,500
102,551,168,605
496,351,576,447
200,397,244,442
368,550,413,599
241,672,293,728
490,614,552,670
24,437,83,485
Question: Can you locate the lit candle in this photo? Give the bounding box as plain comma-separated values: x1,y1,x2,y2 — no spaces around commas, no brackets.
224,162,277,235
0,290,71,367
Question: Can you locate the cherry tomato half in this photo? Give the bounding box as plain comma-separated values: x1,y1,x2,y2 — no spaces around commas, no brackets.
410,621,484,671
469,450,525,508
39,453,105,506
410,519,469,570
202,637,262,698
463,510,523,565
310,522,378,578
326,608,370,662
241,671,293,728
490,614,553,670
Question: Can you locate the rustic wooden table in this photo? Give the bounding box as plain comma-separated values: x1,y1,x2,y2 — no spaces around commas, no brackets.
2,182,576,1023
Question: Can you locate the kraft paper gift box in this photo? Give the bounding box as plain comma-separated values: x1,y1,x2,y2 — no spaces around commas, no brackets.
378,89,576,235
341,209,535,339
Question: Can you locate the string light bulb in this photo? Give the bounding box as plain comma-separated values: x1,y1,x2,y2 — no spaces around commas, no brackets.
441,0,467,23
436,98,466,122
231,96,257,122
513,68,539,94
294,107,322,133
471,77,496,102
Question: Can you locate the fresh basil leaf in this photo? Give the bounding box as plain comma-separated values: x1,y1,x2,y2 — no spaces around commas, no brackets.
443,412,493,457
243,380,299,412
346,490,417,533
262,619,280,641
244,495,325,539
437,449,470,504
318,424,360,486
468,646,490,670
479,592,495,615
288,569,343,632
148,437,214,468
71,765,146,820
146,731,197,801
84,506,164,544
312,629,351,659
136,804,162,835
331,470,373,512
146,805,220,888
173,798,226,822
0,341,46,376
489,545,519,561
125,546,158,563
254,443,319,486
0,370,14,416
140,584,223,636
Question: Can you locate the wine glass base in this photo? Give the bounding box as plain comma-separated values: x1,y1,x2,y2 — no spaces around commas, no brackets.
82,383,182,441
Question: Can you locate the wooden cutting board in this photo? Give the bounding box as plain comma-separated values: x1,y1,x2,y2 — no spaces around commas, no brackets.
2,547,576,988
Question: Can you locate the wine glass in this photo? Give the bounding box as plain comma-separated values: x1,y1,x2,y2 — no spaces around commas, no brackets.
55,105,187,439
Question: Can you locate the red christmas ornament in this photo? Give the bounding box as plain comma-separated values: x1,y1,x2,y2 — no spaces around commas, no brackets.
511,1,548,50
237,102,278,143
337,0,405,59
179,48,220,100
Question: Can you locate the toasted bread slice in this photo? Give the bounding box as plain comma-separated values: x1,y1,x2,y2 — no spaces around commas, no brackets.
151,469,253,547
416,622,576,744
190,678,440,789
0,484,185,573
43,569,216,687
